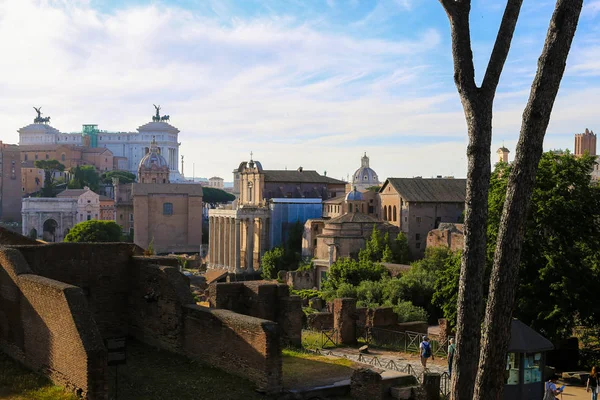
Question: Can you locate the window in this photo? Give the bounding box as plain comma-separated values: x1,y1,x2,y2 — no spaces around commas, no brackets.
45,154,49,159
505,353,521,385
129,214,134,221
87,200,91,203
405,216,408,222
416,216,422,223
87,215,91,221
416,234,421,241
523,353,542,384
383,206,388,220
415,242,421,249
24,153,28,161
61,153,65,161
163,203,173,215
35,153,38,160
120,214,123,220
393,206,397,221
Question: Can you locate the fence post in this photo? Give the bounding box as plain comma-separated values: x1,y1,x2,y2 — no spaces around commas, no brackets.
423,373,441,400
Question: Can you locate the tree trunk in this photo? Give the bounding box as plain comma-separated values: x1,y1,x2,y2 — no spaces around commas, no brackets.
451,96,492,400
473,1,583,399
439,2,522,399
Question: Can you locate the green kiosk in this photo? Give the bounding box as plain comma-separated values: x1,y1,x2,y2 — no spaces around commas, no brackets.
504,319,554,400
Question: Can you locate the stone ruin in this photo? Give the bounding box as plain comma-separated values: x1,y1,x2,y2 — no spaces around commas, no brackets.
0,234,302,399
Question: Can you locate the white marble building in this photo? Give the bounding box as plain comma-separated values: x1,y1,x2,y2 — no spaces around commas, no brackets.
22,197,78,242
18,118,183,181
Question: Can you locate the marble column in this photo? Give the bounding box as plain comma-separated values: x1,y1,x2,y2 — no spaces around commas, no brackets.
210,216,215,266
246,217,255,272
235,219,241,273
218,217,224,267
228,217,235,271
258,217,268,272
223,218,230,270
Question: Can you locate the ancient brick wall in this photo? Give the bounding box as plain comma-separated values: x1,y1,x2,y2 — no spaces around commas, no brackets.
16,243,142,338
208,281,302,345
128,257,195,352
307,312,334,330
182,305,282,393
369,307,399,328
0,227,40,246
283,269,315,290
333,298,357,345
0,248,107,399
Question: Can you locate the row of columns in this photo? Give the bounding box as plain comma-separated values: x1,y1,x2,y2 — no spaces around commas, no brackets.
208,215,270,273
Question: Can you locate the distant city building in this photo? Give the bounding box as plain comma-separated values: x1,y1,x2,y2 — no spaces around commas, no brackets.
497,145,510,163
379,177,466,259
18,107,184,181
57,187,101,223
574,128,596,156
124,138,203,253
22,197,77,242
20,162,45,196
208,176,224,189
208,157,345,275
0,141,22,222
352,153,380,191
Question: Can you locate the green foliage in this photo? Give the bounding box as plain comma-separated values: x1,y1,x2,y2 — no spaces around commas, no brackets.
64,220,123,243
489,152,600,341
34,159,65,197
261,247,286,279
322,257,387,291
290,289,323,300
359,225,386,263
432,250,462,329
296,260,313,271
359,226,410,264
202,187,235,206
393,301,429,323
68,165,101,192
101,170,136,184
390,232,411,264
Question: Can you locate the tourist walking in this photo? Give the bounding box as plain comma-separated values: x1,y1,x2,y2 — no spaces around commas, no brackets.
447,337,455,377
419,336,434,368
587,366,599,400
544,375,564,400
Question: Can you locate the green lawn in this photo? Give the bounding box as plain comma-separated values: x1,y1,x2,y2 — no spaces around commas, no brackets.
282,348,357,389
0,352,77,400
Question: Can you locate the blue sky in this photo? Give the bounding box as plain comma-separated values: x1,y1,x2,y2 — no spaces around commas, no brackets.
1,0,599,182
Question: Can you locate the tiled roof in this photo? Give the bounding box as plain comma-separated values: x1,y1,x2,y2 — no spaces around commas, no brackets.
327,212,380,224
56,188,91,197
262,170,344,184
385,178,466,203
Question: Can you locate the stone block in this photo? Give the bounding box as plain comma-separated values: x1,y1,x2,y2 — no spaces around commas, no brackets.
350,368,383,400
390,386,414,400
333,298,357,345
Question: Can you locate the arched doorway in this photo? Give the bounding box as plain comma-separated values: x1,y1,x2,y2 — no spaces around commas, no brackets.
42,219,58,242
29,228,38,239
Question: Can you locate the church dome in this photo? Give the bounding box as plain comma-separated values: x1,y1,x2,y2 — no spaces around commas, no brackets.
138,136,169,171
345,186,364,201
352,153,379,190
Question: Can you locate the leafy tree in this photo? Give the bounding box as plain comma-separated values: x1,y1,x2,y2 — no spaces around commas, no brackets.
321,257,387,291
359,225,385,263
64,220,123,243
394,301,429,323
432,250,462,330
34,160,65,197
261,247,286,280
203,187,235,206
101,170,136,184
438,0,583,396
68,165,101,192
489,152,600,341
390,232,410,264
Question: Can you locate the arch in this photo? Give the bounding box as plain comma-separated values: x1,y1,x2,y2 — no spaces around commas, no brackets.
61,153,66,162
388,205,392,221
42,219,58,242
393,206,397,221
28,228,38,239
383,206,388,220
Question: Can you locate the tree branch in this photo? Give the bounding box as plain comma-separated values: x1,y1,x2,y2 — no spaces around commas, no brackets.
473,0,584,399
481,0,523,94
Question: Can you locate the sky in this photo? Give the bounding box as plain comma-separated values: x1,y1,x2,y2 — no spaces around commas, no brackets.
0,0,599,182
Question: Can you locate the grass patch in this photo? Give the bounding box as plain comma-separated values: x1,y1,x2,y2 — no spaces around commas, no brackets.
110,339,264,400
0,352,77,400
282,348,357,389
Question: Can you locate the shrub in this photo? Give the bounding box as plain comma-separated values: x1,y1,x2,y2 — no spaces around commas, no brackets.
64,220,123,243
291,289,323,300
394,301,429,323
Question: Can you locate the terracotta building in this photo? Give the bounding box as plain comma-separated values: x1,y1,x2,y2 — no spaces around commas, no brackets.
99,195,115,221
426,222,465,252
497,146,510,163
208,176,224,189
574,128,596,156
379,177,466,259
113,181,134,237
0,141,22,222
20,162,45,196
130,139,203,254
322,187,380,219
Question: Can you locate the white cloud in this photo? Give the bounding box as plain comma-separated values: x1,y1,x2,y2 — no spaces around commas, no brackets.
0,0,597,182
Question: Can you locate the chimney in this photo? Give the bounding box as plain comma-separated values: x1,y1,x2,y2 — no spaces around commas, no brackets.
298,166,303,172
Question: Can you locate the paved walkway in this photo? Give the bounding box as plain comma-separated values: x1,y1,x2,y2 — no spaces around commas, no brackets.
314,346,448,377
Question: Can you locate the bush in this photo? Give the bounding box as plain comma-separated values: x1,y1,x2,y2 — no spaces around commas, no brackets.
322,258,387,291
261,247,286,279
64,220,123,243
394,301,429,323
291,289,323,300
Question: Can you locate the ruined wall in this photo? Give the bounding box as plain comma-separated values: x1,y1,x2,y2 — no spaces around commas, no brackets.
16,243,142,338
128,257,195,352
426,223,464,252
0,248,107,399
182,305,282,393
208,281,303,345
0,226,40,246
283,269,315,290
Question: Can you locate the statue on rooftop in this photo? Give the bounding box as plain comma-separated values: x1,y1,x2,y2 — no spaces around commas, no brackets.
153,104,161,122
